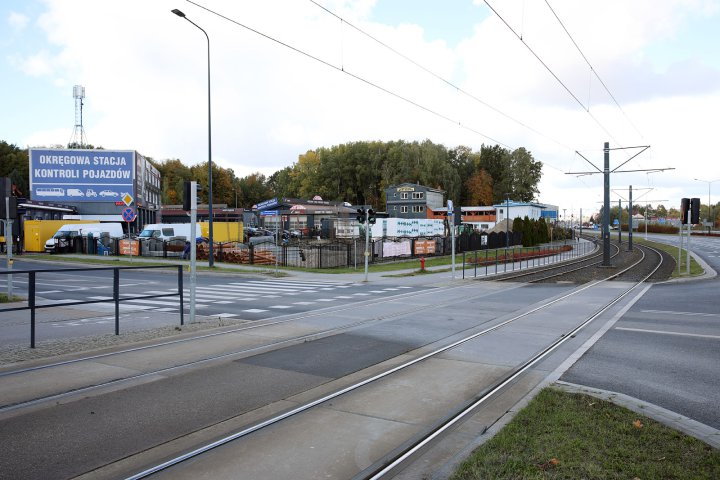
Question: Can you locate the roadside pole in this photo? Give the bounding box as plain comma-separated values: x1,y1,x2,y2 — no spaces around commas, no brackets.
5,197,12,299
686,223,691,276
678,224,683,275
448,200,455,279
275,214,279,276
364,209,370,282
190,181,197,324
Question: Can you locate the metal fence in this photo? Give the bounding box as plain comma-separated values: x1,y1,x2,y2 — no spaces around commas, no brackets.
0,265,184,348
459,241,589,278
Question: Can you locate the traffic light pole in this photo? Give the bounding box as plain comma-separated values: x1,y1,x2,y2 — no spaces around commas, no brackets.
4,197,12,299
364,209,370,282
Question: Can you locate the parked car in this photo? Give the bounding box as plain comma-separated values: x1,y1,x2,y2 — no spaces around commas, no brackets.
99,190,119,197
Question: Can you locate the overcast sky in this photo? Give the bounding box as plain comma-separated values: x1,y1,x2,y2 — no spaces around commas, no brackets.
2,0,719,218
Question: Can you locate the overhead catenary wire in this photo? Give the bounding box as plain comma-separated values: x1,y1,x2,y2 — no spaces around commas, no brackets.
543,0,645,141
308,0,577,155
186,0,510,148
481,0,622,146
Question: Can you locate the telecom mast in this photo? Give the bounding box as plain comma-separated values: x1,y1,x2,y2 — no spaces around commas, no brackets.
70,85,87,148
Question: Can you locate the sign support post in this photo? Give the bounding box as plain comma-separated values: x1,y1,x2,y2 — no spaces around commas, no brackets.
190,181,197,324
4,197,12,299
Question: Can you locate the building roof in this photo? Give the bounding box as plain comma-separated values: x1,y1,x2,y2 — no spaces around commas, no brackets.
492,201,556,209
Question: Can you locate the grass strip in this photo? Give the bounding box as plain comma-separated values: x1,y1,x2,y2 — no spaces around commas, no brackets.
0,293,24,303
632,237,704,277
452,388,720,480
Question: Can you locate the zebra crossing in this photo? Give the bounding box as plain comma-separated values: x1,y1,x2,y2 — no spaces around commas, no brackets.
82,279,414,318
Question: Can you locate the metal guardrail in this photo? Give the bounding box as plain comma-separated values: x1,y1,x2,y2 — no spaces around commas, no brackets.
460,242,586,278
0,265,184,348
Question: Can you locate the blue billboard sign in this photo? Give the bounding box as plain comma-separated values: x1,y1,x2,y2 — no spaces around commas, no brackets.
29,149,134,203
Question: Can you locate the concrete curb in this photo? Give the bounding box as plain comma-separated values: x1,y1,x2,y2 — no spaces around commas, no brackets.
554,381,720,448
659,249,717,284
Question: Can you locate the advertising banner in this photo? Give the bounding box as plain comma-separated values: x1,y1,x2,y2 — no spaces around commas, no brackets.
29,149,135,203
414,239,436,255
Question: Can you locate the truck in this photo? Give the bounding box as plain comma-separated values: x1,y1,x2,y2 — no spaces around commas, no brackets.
45,223,124,253
138,222,243,242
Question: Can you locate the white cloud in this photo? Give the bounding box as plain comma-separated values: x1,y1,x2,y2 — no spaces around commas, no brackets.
8,12,29,30
10,0,720,212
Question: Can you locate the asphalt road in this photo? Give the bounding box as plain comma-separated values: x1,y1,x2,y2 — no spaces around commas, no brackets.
562,233,720,428
0,259,434,345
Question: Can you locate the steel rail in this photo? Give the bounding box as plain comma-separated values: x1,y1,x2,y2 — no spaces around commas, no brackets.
363,243,664,479
123,248,661,480
0,284,526,414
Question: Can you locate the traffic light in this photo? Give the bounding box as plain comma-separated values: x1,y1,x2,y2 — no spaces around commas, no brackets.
183,181,202,211
680,198,690,225
356,208,366,224
0,177,17,220
690,198,700,224
453,205,462,226
368,208,376,225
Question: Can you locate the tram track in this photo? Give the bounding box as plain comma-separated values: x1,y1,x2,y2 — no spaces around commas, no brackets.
119,242,664,479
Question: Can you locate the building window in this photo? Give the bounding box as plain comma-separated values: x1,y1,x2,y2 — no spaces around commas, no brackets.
400,206,408,213
412,192,424,199
393,193,397,198
393,206,397,210
412,205,424,213
499,209,504,214
401,192,409,199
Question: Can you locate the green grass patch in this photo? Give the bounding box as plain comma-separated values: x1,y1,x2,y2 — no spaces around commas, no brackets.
632,238,704,277
0,293,24,303
452,388,720,480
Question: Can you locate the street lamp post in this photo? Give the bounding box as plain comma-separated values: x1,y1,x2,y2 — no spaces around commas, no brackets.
172,8,214,267
694,178,720,230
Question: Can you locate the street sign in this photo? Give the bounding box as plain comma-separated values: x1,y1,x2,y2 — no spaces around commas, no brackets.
260,210,279,216
122,207,136,223
122,192,134,206
119,239,139,256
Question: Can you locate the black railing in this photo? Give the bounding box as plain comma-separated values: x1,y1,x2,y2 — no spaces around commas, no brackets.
0,265,184,348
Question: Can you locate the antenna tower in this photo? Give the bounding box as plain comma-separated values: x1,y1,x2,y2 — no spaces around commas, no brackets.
70,85,88,148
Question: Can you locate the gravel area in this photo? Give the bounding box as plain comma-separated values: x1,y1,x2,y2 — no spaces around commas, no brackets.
0,315,251,366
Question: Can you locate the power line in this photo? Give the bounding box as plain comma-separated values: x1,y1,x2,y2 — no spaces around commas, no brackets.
186,0,511,148
481,0,621,146
308,0,576,154
543,0,645,141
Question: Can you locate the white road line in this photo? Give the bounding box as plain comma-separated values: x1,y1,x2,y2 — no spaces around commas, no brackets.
383,288,399,291
245,281,348,287
244,282,333,289
292,302,313,305
641,309,720,318
615,327,720,340
368,290,385,293
124,299,192,307
222,284,303,293
37,290,62,294
154,307,176,312
88,296,113,300
269,305,292,309
261,295,280,298
215,313,238,318
353,293,370,296
334,296,353,299
243,309,268,313
214,301,233,304
316,298,335,302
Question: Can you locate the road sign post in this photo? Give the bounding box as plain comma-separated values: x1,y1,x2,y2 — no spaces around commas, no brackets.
122,207,136,262
190,181,197,324
4,197,12,299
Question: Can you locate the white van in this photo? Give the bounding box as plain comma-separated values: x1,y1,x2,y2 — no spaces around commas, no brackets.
138,223,202,241
67,188,84,197
45,223,125,252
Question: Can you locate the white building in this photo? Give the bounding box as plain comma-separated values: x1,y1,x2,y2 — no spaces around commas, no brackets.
493,201,558,223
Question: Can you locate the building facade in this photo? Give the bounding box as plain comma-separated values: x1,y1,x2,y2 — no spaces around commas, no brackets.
28,148,161,232
385,183,444,219
493,201,559,223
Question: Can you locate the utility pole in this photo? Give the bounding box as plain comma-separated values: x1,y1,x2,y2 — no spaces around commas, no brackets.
618,199,622,244
4,197,13,299
628,185,633,251
364,208,370,282
602,142,611,266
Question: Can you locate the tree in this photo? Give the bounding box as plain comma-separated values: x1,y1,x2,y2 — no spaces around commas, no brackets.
656,204,668,218
465,169,493,205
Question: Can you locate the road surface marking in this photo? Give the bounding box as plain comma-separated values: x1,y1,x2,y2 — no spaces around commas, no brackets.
641,309,720,318
615,327,720,340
